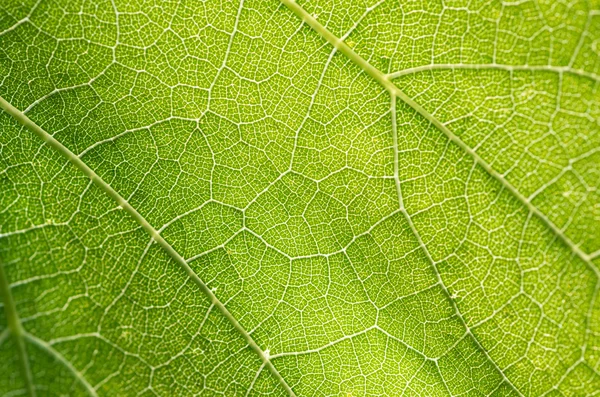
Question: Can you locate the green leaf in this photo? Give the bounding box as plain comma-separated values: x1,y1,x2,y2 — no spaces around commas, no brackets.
1,0,599,395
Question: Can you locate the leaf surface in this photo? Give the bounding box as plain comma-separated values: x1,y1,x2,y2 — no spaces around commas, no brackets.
0,0,599,395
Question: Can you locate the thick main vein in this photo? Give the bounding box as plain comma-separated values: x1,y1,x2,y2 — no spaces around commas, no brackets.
278,0,597,274
0,95,296,397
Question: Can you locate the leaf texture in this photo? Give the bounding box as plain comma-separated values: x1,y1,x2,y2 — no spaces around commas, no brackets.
0,0,599,395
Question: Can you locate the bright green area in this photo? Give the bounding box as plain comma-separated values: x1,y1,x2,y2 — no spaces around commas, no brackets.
0,0,599,395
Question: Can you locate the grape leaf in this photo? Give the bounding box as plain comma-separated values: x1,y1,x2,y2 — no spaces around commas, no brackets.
1,0,599,395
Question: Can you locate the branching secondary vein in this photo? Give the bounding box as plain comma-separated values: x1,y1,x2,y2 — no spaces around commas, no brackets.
24,332,98,397
280,0,600,393
278,0,598,275
387,63,600,82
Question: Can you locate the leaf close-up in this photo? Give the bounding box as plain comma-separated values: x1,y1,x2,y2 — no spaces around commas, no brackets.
1,0,599,395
